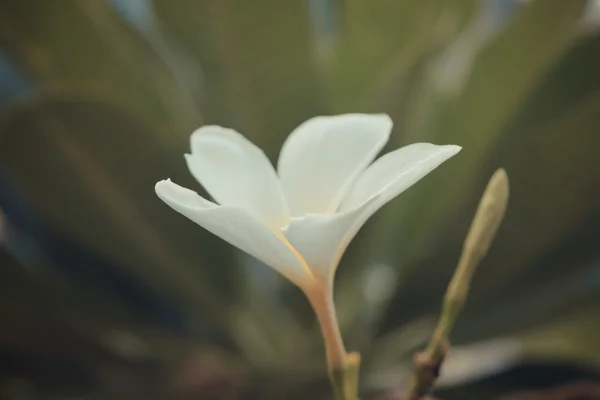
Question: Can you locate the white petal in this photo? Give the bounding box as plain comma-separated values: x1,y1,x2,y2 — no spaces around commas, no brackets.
340,143,461,212
281,195,378,284
185,126,289,229
155,180,313,286
277,114,392,217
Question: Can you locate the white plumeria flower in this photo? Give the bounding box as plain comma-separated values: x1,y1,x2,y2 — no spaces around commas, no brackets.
155,114,460,367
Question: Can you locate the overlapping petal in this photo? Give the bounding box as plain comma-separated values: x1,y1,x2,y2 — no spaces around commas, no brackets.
185,126,289,229
341,143,461,213
155,179,313,286
277,114,392,216
281,195,378,284
320,144,462,259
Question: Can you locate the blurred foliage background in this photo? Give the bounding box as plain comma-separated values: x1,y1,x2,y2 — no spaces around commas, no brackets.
0,0,599,399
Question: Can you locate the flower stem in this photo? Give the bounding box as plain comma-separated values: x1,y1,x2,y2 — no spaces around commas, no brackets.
307,284,360,400
308,285,346,367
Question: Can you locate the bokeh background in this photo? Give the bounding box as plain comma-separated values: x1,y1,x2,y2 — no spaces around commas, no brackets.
0,0,599,399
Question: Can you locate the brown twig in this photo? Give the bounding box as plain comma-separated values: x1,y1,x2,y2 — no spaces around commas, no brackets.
403,168,510,400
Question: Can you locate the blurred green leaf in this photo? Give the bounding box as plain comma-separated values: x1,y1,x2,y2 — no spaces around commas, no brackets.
0,0,201,135
0,97,240,338
387,0,587,268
